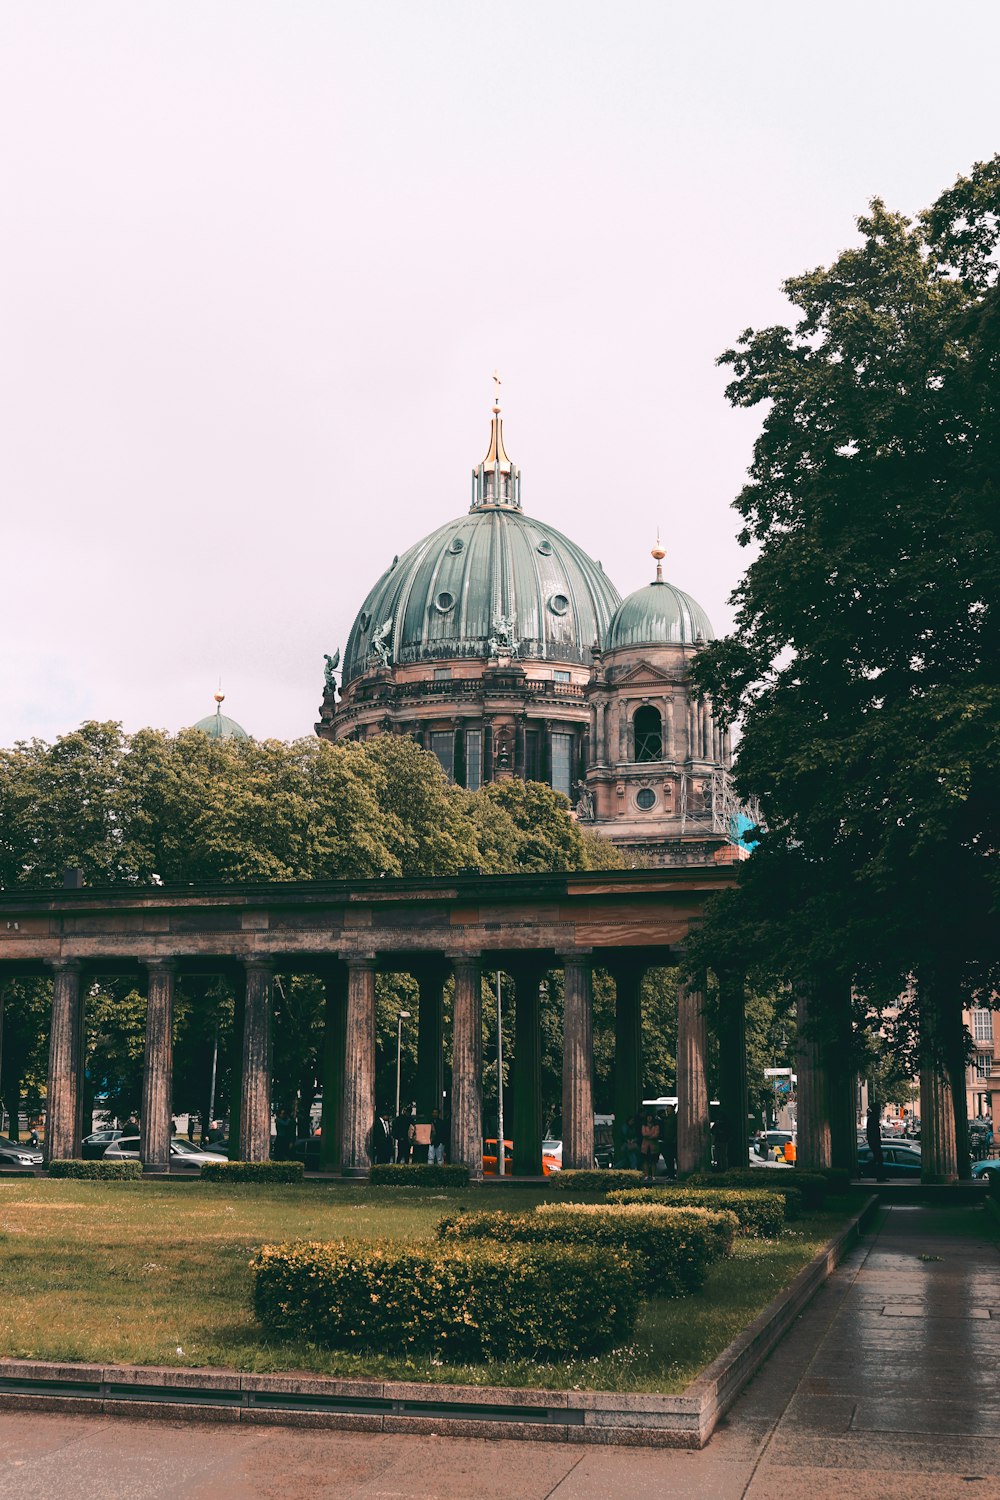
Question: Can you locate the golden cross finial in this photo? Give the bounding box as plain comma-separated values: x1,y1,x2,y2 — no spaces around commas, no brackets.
492,369,502,411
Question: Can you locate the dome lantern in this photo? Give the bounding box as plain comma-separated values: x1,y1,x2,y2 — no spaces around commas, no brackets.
470,372,521,512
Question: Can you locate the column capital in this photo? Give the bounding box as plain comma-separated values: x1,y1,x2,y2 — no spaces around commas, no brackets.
558,949,593,964
448,954,481,972
345,953,378,971
144,957,177,975
243,956,275,975
48,957,82,975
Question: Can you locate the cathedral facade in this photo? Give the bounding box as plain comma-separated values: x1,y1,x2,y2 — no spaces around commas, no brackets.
317,397,742,865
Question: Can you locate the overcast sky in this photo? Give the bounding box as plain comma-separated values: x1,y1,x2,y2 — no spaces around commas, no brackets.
2,2,997,746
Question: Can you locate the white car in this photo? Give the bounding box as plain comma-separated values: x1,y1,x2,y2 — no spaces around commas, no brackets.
103,1136,228,1171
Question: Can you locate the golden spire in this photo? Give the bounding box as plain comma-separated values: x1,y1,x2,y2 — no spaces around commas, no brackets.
482,369,511,469
651,531,665,584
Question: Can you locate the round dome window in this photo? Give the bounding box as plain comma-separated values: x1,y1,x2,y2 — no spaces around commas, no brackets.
636,788,656,810
537,539,553,556
359,611,371,632
548,593,570,616
434,591,456,614
448,538,465,555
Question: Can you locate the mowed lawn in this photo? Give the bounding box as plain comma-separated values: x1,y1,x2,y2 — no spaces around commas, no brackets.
0,1179,869,1393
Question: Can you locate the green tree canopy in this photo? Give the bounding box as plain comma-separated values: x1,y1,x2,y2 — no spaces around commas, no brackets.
693,156,1000,1000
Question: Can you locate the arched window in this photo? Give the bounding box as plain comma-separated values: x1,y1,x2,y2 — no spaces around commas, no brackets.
633,705,662,763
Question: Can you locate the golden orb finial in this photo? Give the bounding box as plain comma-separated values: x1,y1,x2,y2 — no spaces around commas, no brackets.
651,531,665,583
214,690,225,705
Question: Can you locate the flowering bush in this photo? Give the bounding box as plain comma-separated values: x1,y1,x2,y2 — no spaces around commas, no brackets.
607,1186,785,1238
252,1238,639,1359
438,1201,735,1297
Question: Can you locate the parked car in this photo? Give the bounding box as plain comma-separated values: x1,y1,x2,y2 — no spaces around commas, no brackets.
971,1157,1000,1187
289,1136,323,1170
857,1141,923,1178
752,1130,796,1161
82,1129,124,1160
103,1136,228,1171
482,1138,561,1176
0,1136,43,1168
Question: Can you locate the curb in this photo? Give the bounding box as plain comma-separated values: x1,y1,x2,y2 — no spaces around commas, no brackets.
0,1196,878,1449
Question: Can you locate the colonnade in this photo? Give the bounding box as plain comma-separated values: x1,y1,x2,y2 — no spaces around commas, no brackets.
36,951,734,1179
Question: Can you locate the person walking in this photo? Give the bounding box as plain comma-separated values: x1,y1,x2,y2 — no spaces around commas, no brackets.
640,1110,661,1182
373,1106,394,1164
660,1104,678,1179
394,1106,413,1165
428,1107,446,1165
866,1103,886,1182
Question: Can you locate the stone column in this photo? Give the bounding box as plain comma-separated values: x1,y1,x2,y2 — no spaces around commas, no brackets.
677,979,711,1173
45,960,83,1162
238,958,274,1164
228,971,246,1153
663,698,674,760
795,981,832,1170
140,959,176,1173
611,963,644,1136
827,981,858,1176
920,997,958,1183
341,955,377,1175
415,963,447,1119
511,962,545,1176
716,973,749,1169
561,952,594,1171
483,717,494,783
450,957,482,1178
319,964,348,1172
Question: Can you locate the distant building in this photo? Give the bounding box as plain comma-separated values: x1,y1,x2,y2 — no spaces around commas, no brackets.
191,692,249,741
317,394,751,865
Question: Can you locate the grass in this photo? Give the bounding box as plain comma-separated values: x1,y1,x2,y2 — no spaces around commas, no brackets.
0,1180,870,1393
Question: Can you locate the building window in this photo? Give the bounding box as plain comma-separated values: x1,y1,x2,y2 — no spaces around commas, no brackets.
434,668,452,681
551,732,574,798
465,729,482,792
553,670,571,683
430,731,455,781
974,1054,992,1079
973,1009,993,1043
636,787,656,810
633,705,663,762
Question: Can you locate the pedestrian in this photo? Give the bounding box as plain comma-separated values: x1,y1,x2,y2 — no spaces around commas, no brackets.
373,1106,394,1164
428,1107,445,1165
866,1104,885,1181
393,1106,413,1164
640,1110,661,1182
660,1103,678,1178
274,1107,296,1158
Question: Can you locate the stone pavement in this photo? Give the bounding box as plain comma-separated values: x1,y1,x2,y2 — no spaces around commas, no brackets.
1,1203,998,1499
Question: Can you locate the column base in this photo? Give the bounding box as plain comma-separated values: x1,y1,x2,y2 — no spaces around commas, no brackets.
341,1167,370,1179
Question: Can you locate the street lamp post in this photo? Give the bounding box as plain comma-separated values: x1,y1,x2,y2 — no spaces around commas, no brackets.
496,971,504,1176
395,1010,411,1123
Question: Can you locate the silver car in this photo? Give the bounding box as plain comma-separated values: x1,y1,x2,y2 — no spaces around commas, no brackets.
0,1135,43,1168
103,1136,227,1171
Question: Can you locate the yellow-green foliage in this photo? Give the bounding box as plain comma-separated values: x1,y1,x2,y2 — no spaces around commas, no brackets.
438,1201,736,1298
607,1187,785,1238
687,1169,825,1214
252,1238,640,1360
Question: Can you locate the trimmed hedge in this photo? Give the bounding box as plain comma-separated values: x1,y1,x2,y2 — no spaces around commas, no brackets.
607,1185,785,1238
369,1164,469,1188
438,1201,735,1297
46,1159,142,1180
252,1238,639,1359
547,1169,643,1193
820,1167,852,1195
201,1160,304,1184
687,1168,828,1213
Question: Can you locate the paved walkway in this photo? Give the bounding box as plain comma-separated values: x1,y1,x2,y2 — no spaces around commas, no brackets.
1,1204,998,1499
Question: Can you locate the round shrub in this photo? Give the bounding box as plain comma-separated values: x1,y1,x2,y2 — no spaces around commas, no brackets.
201,1160,304,1185
438,1201,735,1297
46,1159,142,1180
607,1185,785,1238
252,1238,640,1360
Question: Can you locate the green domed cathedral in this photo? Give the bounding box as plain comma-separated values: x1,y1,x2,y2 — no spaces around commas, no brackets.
318,394,739,865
